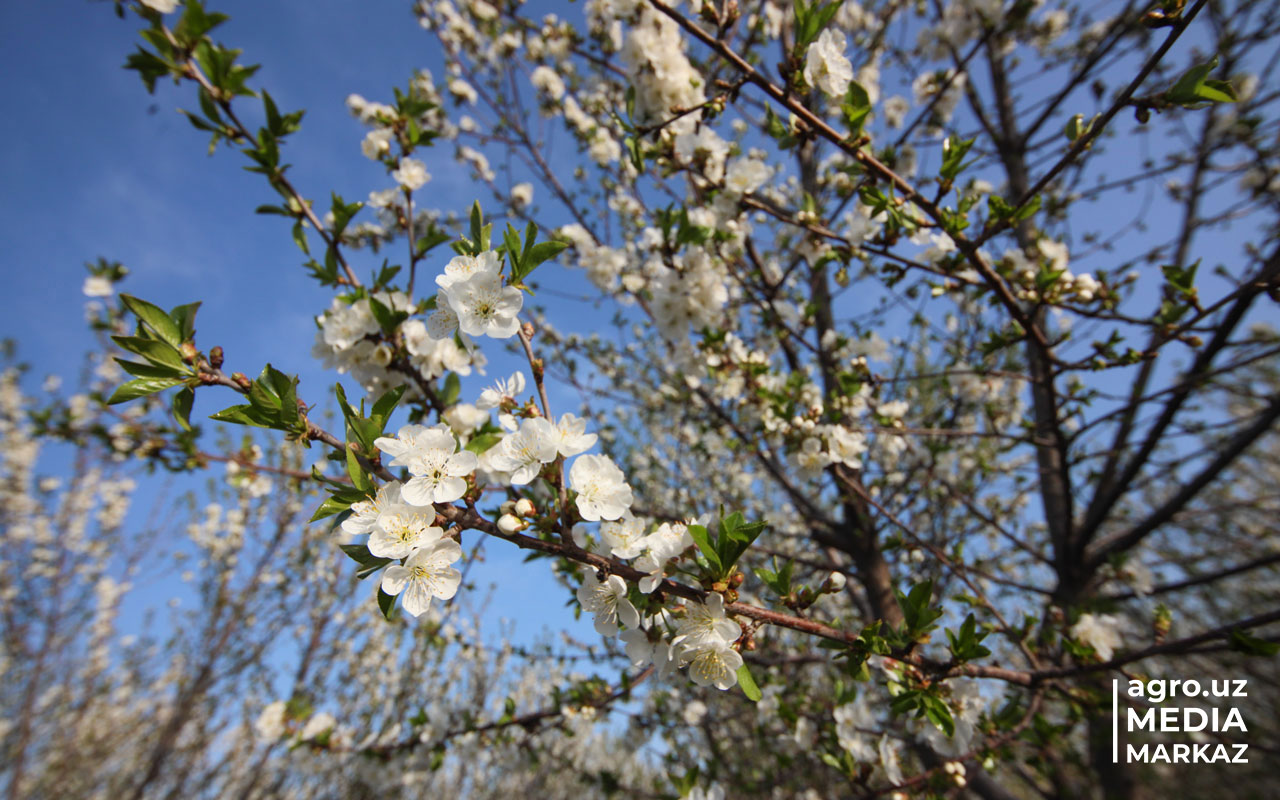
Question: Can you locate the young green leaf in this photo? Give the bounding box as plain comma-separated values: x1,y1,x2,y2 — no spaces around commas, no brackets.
107,376,185,405
736,663,762,702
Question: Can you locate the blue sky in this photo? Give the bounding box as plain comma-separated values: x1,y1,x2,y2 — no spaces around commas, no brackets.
0,0,600,648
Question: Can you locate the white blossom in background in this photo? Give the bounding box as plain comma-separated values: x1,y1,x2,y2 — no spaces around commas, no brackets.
569,454,633,521
834,697,877,761
82,275,114,297
803,29,853,98
254,700,288,740
724,156,771,196
361,128,393,160
827,426,867,469
447,78,478,104
529,65,565,100
794,437,831,479
391,157,431,190
511,181,534,208
299,712,336,742
381,538,463,617
1071,613,1124,661
620,4,706,136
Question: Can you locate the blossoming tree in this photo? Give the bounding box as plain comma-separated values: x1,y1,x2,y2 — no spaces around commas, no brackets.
10,0,1280,796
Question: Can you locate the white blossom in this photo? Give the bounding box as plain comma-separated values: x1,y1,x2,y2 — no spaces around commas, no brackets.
440,269,524,339
489,417,560,484
576,572,640,635
552,413,598,457
569,454,633,521
374,424,478,505
367,507,444,560
683,638,742,690
1071,613,1124,661
803,29,853,98
391,157,431,191
140,0,180,13
381,538,463,617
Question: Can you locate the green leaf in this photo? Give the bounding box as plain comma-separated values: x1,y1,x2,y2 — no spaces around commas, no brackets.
172,386,195,430
841,81,871,136
440,373,462,407
1198,79,1238,103
939,135,976,182
120,293,184,343
687,524,724,577
169,301,201,341
368,294,408,334
464,432,503,454
371,384,407,432
416,227,452,258
923,694,955,736
112,335,188,373
1166,56,1238,106
107,376,185,405
514,240,568,284
378,587,399,621
1228,629,1279,657
116,358,183,380
339,543,394,574
335,383,380,449
209,403,275,428
715,512,766,572
346,447,372,493
736,663,762,702
292,220,309,255
313,495,357,523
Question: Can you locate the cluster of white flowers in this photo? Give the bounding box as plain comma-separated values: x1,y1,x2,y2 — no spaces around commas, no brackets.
1002,240,1101,303
791,422,871,479
342,469,464,618
619,5,706,136
910,68,967,134
570,513,748,692
312,291,480,396
426,251,524,339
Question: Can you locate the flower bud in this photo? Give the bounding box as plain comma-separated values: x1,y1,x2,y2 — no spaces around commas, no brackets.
514,498,536,517
497,513,524,534
180,341,198,363
824,571,847,593
209,345,224,369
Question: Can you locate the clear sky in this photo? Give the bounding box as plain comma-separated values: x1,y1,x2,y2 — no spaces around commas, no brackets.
0,0,601,649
